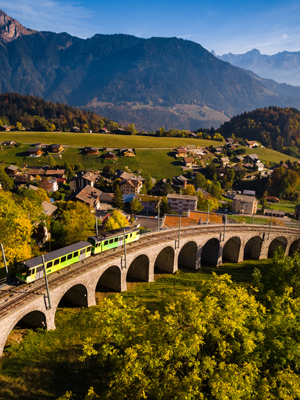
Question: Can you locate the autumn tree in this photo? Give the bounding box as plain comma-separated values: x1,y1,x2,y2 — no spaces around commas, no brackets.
0,166,14,191
104,210,129,231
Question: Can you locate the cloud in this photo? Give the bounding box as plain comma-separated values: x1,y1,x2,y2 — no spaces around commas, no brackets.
0,0,94,38
282,33,289,40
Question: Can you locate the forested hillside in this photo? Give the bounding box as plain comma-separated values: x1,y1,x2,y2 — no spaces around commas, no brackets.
220,106,300,156
0,93,121,132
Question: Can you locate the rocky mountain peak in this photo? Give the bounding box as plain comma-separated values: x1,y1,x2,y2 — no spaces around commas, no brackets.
0,9,36,42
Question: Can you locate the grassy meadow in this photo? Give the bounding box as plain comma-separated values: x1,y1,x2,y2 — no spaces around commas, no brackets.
0,259,272,400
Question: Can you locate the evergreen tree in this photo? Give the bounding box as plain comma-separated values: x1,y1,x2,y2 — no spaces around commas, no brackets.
113,185,124,210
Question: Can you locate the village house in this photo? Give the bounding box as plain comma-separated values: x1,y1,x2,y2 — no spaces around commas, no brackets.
255,162,265,171
39,177,59,192
214,147,223,154
167,193,198,214
119,178,143,195
26,168,45,179
2,140,15,146
14,174,34,187
266,196,280,203
28,147,43,157
172,175,188,189
85,147,99,155
69,171,99,192
5,165,19,177
122,149,135,157
264,209,285,218
183,157,193,167
244,154,259,165
220,157,230,167
232,195,258,214
42,201,58,218
73,185,101,211
246,140,259,148
0,125,10,131
176,148,187,158
50,144,64,153
103,152,117,160
136,194,162,214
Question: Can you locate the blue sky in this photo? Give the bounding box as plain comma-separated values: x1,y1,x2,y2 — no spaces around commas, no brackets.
1,0,300,55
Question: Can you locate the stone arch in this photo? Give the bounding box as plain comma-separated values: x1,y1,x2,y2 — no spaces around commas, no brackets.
155,246,175,273
222,236,241,263
57,284,88,307
244,236,263,260
96,266,121,292
3,310,47,353
201,238,220,266
268,236,287,258
289,239,300,255
178,241,198,270
127,254,149,282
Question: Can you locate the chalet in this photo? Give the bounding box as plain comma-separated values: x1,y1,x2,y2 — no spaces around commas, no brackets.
266,196,280,203
69,171,99,192
183,157,193,167
218,167,226,177
234,156,244,163
28,148,43,157
72,127,80,132
103,152,117,160
74,185,101,211
226,137,234,144
220,157,230,167
246,140,259,148
111,128,130,135
39,178,59,192
244,154,259,164
114,170,143,182
26,168,45,179
243,190,256,197
122,149,135,157
14,174,33,186
233,165,243,173
85,147,99,155
281,163,289,169
167,193,198,214
255,162,265,171
214,147,223,154
176,148,187,158
0,125,10,131
2,140,15,146
44,169,65,178
119,178,142,195
50,144,64,153
172,175,188,189
5,165,18,177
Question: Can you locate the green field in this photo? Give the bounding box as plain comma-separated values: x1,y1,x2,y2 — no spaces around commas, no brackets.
0,259,272,399
0,132,220,149
0,145,183,180
245,146,299,163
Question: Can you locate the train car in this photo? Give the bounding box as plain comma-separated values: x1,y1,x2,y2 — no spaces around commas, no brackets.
88,226,140,255
16,241,92,284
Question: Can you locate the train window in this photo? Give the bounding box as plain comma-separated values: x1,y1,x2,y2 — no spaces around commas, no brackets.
80,249,85,255
61,256,66,263
125,235,128,239
47,261,53,268
87,247,91,252
54,259,59,266
37,266,43,272
67,254,72,260
74,251,78,257
130,233,132,237
109,239,114,244
114,238,118,242
27,269,33,276
104,240,108,246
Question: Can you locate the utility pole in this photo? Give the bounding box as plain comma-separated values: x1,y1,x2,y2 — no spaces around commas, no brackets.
267,211,273,240
207,205,210,224
223,214,227,241
177,215,181,249
1,244,8,278
252,213,255,224
123,229,127,270
42,255,51,310
157,204,160,231
95,218,98,237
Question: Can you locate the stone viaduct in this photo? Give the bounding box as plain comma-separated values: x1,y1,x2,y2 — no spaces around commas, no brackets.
1,223,300,356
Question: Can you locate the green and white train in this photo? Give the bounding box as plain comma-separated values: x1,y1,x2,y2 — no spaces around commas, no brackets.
16,227,140,284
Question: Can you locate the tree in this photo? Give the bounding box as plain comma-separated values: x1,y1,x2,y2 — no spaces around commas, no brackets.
112,185,124,210
159,196,171,215
48,155,56,168
52,202,95,246
193,172,206,189
130,198,143,215
0,166,14,190
127,123,137,135
105,210,129,231
182,184,196,196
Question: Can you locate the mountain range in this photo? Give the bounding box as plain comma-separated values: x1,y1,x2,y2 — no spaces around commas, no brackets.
218,49,300,87
1,9,300,131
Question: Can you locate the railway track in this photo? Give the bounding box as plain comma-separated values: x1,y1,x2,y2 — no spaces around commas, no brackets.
0,224,298,318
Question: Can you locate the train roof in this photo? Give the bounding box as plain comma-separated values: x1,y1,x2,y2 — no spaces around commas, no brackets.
89,226,139,242
23,241,91,269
